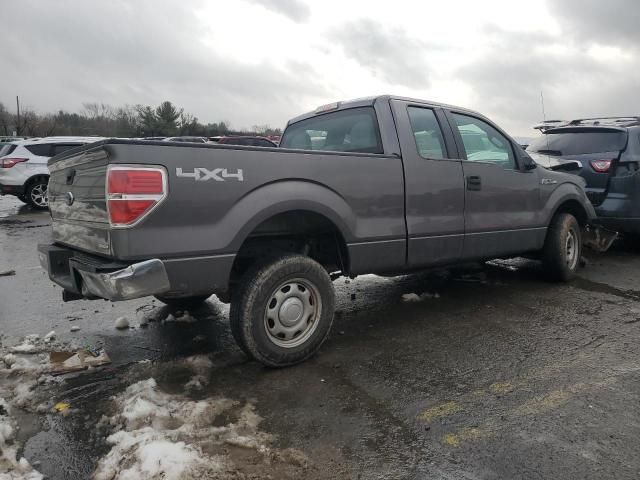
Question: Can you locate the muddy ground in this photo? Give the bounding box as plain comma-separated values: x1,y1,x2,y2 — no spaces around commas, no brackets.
1,195,640,479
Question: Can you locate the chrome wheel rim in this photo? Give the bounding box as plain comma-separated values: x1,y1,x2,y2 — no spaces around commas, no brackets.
264,278,322,348
30,183,48,207
565,229,578,270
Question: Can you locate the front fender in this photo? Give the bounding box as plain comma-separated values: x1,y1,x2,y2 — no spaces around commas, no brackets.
542,180,595,225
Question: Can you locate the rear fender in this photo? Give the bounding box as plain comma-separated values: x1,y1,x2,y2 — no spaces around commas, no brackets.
225,180,356,252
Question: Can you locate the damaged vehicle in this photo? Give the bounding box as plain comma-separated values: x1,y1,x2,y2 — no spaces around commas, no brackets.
529,117,640,239
39,96,601,366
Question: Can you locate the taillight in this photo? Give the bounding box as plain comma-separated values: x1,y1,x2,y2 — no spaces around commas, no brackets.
590,159,612,173
0,158,28,168
106,166,166,227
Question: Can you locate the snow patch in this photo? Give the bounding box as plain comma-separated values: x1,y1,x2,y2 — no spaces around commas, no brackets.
402,292,440,302
115,316,130,330
9,335,41,354
0,397,43,479
93,377,307,479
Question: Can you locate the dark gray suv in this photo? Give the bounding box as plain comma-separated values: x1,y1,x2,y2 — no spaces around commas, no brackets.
527,117,640,236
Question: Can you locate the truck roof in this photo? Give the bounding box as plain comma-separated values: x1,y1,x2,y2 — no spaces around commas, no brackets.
286,94,478,126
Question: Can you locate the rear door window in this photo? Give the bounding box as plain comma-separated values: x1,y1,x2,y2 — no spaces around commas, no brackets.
407,107,447,159
280,107,383,154
527,130,627,155
0,144,17,157
52,143,83,155
25,144,52,156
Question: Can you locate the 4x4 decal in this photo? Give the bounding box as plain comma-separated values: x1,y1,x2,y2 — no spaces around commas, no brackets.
176,167,244,182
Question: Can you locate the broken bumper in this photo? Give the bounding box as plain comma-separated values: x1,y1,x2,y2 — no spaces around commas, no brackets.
77,259,170,300
37,244,170,301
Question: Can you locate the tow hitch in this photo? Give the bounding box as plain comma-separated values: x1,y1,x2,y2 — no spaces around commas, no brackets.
583,225,618,253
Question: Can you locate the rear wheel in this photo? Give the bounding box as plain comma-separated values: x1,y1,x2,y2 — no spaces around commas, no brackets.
25,178,49,209
542,213,582,281
154,294,211,309
229,254,335,367
16,194,28,204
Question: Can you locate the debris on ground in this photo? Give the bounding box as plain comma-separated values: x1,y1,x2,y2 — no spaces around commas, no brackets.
43,331,56,343
115,316,130,330
0,269,16,277
70,326,81,332
402,292,440,302
49,349,111,375
53,402,70,413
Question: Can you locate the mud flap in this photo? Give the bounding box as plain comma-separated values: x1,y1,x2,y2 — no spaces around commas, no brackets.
583,225,618,252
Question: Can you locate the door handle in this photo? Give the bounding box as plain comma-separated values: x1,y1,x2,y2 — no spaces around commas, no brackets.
466,175,481,191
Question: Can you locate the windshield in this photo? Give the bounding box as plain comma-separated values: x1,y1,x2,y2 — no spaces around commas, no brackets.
280,107,383,154
527,129,627,155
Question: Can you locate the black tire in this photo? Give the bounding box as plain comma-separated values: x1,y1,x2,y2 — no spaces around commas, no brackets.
25,177,49,209
154,294,211,309
17,194,28,204
542,213,582,281
229,254,335,367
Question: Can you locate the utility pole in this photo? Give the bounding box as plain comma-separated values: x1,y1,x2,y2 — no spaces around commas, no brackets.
16,96,21,136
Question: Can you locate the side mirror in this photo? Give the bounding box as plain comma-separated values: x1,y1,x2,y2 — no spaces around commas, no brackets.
522,155,537,170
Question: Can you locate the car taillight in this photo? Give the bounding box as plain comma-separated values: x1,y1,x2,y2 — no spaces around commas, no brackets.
106,166,167,227
0,158,28,168
590,159,612,173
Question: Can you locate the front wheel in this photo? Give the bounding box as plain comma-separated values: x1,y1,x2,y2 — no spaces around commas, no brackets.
229,255,335,367
542,213,582,281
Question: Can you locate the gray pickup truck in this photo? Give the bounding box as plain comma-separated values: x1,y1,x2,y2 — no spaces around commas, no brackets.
39,95,597,366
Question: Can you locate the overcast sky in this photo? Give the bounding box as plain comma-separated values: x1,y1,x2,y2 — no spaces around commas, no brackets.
2,0,639,136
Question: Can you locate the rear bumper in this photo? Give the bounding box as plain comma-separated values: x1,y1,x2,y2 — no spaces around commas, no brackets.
38,244,170,301
37,243,236,302
0,183,23,196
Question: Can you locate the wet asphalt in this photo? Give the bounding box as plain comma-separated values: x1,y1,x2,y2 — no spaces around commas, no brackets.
1,195,640,479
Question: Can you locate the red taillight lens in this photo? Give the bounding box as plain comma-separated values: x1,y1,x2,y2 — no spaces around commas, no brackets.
108,199,155,224
107,169,163,194
0,158,28,168
590,159,612,173
106,167,166,227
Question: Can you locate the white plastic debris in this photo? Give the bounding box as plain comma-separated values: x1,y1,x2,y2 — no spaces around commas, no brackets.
44,330,56,342
115,316,130,330
70,326,81,332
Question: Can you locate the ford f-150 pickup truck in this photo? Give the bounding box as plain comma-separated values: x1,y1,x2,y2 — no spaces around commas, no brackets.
39,95,597,367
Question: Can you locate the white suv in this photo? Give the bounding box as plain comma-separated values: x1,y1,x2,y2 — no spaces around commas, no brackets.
0,137,103,208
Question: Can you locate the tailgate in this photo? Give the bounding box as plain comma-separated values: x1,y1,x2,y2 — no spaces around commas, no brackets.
48,144,111,255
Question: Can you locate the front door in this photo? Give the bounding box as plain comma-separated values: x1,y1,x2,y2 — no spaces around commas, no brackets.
446,111,544,260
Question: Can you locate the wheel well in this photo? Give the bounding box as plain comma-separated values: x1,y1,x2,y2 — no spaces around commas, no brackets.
553,199,589,226
229,210,350,285
24,174,49,192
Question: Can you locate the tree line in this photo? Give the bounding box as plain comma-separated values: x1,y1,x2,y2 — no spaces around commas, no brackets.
0,100,281,138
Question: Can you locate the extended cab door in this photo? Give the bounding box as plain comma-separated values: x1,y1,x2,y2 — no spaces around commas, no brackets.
444,110,544,259
390,100,465,267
